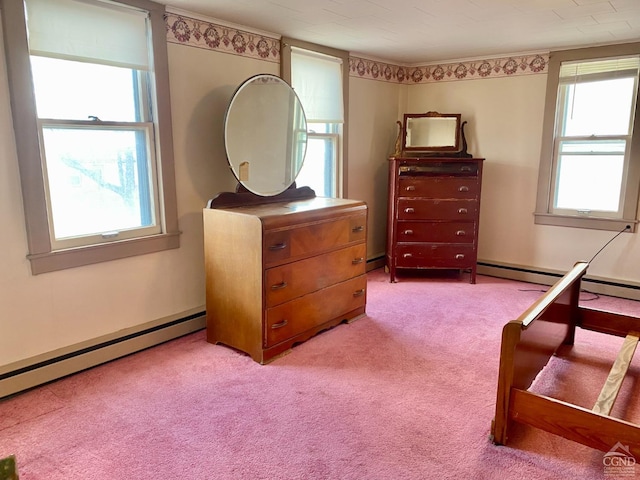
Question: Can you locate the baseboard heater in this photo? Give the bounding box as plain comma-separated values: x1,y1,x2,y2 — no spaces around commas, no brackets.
477,261,640,301
366,255,385,272
0,309,206,399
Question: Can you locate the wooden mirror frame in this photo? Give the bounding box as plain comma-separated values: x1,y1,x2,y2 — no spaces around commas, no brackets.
393,111,472,158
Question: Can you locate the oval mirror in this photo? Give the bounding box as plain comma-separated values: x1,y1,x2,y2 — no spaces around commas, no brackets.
224,74,308,196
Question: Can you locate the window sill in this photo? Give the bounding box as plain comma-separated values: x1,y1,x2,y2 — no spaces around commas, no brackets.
534,212,637,233
27,231,181,275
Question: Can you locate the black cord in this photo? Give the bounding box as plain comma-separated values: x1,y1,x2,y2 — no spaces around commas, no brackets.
516,225,631,302
518,287,600,301
588,225,631,264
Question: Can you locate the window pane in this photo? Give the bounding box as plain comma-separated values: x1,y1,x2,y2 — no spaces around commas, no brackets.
559,139,626,154
296,135,336,197
555,152,624,212
31,56,140,121
42,127,155,239
561,77,635,136
307,122,331,134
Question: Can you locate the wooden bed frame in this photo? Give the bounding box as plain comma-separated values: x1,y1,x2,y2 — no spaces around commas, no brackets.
491,261,640,456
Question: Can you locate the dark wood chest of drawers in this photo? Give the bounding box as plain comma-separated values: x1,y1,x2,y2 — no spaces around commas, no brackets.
386,157,484,283
204,197,367,363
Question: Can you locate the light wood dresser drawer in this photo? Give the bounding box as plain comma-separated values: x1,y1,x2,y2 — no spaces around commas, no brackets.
265,243,366,307
263,214,366,267
265,275,367,347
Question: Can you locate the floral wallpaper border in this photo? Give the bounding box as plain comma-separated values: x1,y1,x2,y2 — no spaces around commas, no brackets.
165,13,548,81
165,13,280,63
348,54,548,83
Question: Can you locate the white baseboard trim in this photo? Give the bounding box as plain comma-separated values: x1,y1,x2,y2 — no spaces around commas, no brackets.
0,308,206,399
477,261,640,301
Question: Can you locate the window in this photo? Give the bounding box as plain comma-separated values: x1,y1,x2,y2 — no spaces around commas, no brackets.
535,43,640,232
1,0,179,273
281,39,349,198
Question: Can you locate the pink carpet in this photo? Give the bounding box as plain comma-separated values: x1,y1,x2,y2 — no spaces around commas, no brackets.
2,269,640,479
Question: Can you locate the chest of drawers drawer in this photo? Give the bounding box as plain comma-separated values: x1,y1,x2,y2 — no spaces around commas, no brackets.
396,221,476,243
398,177,479,199
395,244,476,268
397,199,478,220
399,162,479,176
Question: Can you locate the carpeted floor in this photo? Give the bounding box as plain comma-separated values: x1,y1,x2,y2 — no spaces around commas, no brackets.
1,268,640,479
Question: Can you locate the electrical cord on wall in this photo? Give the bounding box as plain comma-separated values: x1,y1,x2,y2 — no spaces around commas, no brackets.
518,224,632,300
587,224,631,264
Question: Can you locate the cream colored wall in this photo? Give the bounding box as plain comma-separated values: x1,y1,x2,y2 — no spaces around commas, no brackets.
4,6,639,373
0,15,275,367
406,75,640,284
347,76,403,259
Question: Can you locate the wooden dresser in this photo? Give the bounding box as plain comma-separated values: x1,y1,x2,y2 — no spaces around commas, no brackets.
386,156,484,283
204,197,367,363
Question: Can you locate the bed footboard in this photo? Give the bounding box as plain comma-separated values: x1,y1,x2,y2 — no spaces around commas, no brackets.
492,262,587,446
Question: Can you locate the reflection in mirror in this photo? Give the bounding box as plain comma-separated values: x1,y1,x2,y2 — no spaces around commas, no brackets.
406,117,458,149
224,74,307,196
402,112,461,153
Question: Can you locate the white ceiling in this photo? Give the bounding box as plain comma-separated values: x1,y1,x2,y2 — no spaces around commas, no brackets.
163,0,640,64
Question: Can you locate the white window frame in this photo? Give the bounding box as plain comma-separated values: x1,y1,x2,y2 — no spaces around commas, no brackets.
281,38,349,198
39,121,161,249
1,0,180,274
535,43,640,232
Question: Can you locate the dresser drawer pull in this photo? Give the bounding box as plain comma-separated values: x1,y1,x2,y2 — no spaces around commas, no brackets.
352,225,364,233
403,229,413,235
271,319,288,329
405,185,416,191
352,257,364,265
458,186,470,192
268,242,287,251
458,208,468,214
353,289,365,297
270,281,288,290
455,254,465,260
404,207,415,214
460,166,472,172
456,230,466,236
403,253,413,258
